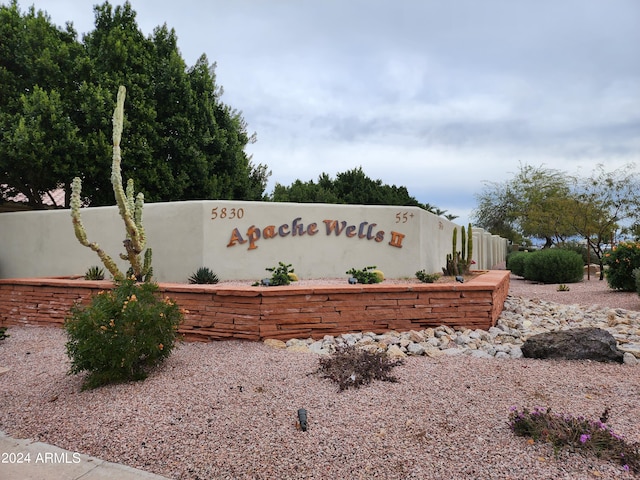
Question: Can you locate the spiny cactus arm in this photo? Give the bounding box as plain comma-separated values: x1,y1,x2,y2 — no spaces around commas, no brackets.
134,192,146,247
110,86,143,252
70,177,124,281
467,224,473,268
452,227,458,259
461,225,467,263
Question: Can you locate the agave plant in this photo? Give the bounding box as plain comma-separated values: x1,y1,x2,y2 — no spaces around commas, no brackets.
84,266,105,281
188,267,219,284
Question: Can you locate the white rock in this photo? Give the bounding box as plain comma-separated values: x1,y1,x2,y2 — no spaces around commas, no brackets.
623,352,638,365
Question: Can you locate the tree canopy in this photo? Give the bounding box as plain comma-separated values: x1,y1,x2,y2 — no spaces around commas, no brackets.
472,162,640,273
0,0,269,208
269,166,452,216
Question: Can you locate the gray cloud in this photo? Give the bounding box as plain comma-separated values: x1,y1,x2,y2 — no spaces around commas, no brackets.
33,0,640,225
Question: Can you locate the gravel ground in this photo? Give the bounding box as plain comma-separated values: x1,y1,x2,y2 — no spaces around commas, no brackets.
1,274,639,479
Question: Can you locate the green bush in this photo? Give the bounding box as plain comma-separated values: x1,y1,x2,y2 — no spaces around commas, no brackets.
416,270,441,283
0,327,8,341
604,241,640,291
506,251,529,277
346,266,383,284
65,277,183,390
522,248,584,284
635,268,640,297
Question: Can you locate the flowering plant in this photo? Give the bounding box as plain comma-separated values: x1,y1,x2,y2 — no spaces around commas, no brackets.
604,241,640,291
508,406,639,473
65,277,183,390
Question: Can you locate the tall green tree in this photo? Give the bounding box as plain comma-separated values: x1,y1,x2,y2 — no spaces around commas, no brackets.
0,0,85,208
1,0,269,208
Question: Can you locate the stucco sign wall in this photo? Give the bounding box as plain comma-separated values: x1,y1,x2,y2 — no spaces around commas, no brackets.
0,200,508,282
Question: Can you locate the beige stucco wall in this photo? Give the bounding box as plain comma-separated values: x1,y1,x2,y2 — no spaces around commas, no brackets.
0,200,508,282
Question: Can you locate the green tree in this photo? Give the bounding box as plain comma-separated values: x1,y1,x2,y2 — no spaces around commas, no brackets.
0,0,86,208
472,164,577,246
566,164,640,279
1,0,269,207
269,166,443,212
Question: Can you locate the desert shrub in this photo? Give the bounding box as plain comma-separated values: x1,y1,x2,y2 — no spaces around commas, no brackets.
416,270,441,283
509,406,639,473
557,240,593,265
635,268,640,297
188,267,219,284
522,248,584,284
346,266,383,284
506,251,529,277
65,277,183,390
264,262,294,286
312,345,404,391
604,241,640,291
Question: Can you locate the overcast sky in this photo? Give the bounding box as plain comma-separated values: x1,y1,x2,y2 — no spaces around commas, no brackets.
21,0,640,225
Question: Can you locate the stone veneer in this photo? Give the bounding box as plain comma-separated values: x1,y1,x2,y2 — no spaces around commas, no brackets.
0,270,509,342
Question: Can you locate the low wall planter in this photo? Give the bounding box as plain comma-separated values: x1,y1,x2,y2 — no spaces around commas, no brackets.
0,271,510,341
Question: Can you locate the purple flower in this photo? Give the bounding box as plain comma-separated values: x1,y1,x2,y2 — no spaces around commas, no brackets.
580,434,591,444
623,464,629,472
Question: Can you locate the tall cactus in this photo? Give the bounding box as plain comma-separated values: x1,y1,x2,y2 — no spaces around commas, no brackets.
443,223,474,276
70,86,152,282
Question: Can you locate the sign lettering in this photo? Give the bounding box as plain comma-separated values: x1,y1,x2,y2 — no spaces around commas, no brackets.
227,218,402,250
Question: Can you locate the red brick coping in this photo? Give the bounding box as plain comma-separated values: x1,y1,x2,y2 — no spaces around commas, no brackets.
0,271,510,342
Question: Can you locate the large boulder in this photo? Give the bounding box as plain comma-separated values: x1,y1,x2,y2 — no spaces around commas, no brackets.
521,327,624,363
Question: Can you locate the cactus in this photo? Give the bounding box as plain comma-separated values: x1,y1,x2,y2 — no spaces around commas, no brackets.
70,86,152,282
443,223,474,276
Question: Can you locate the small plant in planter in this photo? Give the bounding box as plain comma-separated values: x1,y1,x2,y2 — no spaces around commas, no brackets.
346,266,384,284
84,266,105,281
188,267,219,284
254,262,295,286
416,270,441,283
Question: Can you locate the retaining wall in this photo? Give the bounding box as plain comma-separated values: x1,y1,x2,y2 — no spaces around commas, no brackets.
0,270,510,341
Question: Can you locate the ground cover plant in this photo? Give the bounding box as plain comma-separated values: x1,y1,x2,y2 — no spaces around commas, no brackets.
65,277,183,390
509,406,639,474
0,327,8,341
312,345,404,391
415,270,441,283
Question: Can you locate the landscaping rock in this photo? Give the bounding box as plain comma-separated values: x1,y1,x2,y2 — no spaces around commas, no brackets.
264,339,286,349
623,352,638,365
521,327,624,363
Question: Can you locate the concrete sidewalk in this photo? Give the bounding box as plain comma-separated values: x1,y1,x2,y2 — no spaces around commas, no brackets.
0,430,172,480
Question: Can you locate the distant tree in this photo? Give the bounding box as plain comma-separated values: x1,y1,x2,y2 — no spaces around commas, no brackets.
268,166,444,212
566,164,640,279
472,164,577,246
